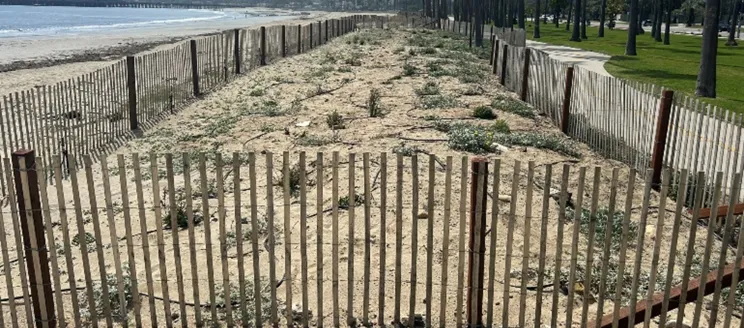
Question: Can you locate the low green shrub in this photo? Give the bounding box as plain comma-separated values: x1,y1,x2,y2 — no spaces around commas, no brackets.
472,106,496,119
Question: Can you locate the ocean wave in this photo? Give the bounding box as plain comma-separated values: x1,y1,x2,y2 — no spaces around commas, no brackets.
0,9,227,37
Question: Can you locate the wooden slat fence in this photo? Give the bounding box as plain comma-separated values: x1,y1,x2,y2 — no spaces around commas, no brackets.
446,18,744,205
2,151,743,327
0,15,375,195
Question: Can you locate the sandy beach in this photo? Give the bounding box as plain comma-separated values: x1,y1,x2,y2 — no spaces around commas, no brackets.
0,8,364,94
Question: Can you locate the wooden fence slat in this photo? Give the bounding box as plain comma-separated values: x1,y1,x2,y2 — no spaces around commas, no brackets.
132,153,159,325
469,160,486,327
264,152,279,325
565,166,587,327
248,152,263,327
534,164,552,327
282,151,295,325
235,153,247,323
502,160,521,327
518,161,535,328
580,167,602,327
379,153,388,323
691,172,723,327
658,170,689,327
363,153,372,325
315,152,324,326
198,153,218,322
117,155,141,326
36,156,66,325
438,156,453,328
348,153,357,326
66,156,97,324
0,161,19,326
551,165,570,327
83,155,114,327
164,154,188,323
643,170,670,327
455,156,467,327
627,169,655,327
215,154,232,326
394,153,403,324
425,155,435,328
331,151,340,327
485,159,501,327
299,152,309,327
595,168,619,327
181,153,202,326
675,172,709,325
407,154,418,328
723,180,744,327
708,173,742,327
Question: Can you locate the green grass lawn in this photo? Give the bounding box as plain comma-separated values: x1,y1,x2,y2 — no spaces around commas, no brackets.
524,23,744,113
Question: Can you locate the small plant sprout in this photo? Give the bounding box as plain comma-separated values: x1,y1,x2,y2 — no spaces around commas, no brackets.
416,81,440,96
326,110,345,130
368,89,384,117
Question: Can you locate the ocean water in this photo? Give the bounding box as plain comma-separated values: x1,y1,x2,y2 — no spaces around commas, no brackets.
0,5,248,37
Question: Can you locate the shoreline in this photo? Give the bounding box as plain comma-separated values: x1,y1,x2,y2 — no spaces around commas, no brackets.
0,8,347,93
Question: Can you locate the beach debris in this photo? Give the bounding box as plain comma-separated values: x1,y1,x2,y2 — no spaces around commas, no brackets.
295,121,311,127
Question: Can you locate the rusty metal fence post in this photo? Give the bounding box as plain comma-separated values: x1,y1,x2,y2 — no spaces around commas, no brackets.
500,44,509,86
651,90,674,190
13,150,56,328
233,28,241,75
298,24,302,54
492,39,500,75
489,35,496,65
126,56,138,131
521,48,532,101
189,40,200,97
281,25,286,58
561,66,575,134
260,26,267,66
467,158,488,327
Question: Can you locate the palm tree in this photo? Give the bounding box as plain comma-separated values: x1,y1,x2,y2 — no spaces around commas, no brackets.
654,0,663,41
695,0,722,97
581,0,588,38
664,0,673,44
571,0,582,40
599,0,608,36
535,0,542,37
726,0,741,46
626,0,640,54
518,0,526,28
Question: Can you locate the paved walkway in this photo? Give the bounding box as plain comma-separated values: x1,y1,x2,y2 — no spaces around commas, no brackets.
526,40,611,75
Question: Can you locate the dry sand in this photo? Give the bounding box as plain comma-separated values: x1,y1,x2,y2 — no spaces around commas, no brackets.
0,25,739,327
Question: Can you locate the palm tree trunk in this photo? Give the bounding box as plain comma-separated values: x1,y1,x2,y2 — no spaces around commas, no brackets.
651,0,658,37
535,0,541,37
555,7,561,27
571,0,582,40
599,0,608,36
696,0,722,97
626,0,640,54
727,0,740,45
664,0,672,44
655,0,663,41
687,7,695,26
581,0,588,38
566,1,573,30
518,0,526,28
